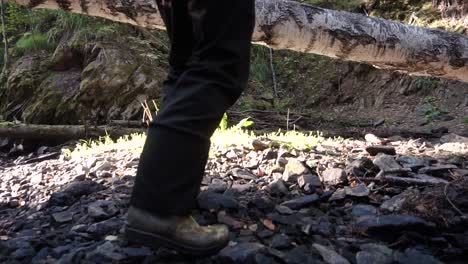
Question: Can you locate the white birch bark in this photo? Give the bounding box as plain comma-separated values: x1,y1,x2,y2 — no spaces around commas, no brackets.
9,0,468,83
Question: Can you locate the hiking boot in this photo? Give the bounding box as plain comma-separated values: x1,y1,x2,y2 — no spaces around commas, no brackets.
125,206,229,255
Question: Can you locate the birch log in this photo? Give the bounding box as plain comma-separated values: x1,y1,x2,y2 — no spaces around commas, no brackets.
9,0,468,82
0,123,144,140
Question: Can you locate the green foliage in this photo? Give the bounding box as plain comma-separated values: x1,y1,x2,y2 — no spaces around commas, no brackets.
2,3,128,59
4,3,30,36
250,45,271,90
463,117,468,124
15,33,53,55
218,113,228,131
48,12,126,44
234,117,254,130
217,113,254,132
424,96,437,104
416,77,439,93
425,107,443,120
273,98,293,113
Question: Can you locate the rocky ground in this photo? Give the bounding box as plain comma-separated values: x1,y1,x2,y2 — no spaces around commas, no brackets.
0,133,467,264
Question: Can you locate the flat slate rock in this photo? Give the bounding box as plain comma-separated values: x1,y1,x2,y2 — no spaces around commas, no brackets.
312,243,350,264
197,191,239,210
418,165,457,175
231,168,257,180
346,158,377,177
396,156,426,170
281,245,319,264
357,243,393,264
394,248,443,264
380,192,412,213
322,168,348,185
283,159,310,182
270,234,292,249
366,146,396,156
217,242,265,263
345,184,370,197
52,211,73,223
352,204,378,217
329,188,346,202
280,194,319,210
356,215,436,235
373,154,402,172
297,174,322,188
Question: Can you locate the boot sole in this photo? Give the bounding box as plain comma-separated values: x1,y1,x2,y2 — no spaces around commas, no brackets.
125,226,227,256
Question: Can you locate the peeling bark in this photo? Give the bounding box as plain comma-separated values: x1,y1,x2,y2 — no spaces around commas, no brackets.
9,0,468,82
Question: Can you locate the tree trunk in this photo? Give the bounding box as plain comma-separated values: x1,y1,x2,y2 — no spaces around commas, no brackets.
0,123,144,140
9,0,468,83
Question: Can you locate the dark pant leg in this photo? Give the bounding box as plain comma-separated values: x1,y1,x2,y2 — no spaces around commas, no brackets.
130,0,255,216
155,0,194,103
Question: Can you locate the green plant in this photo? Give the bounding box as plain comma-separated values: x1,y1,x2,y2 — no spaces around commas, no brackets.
424,96,438,104
218,113,228,131
234,117,254,130
273,97,293,113
15,33,53,55
417,77,439,94
250,45,271,89
425,107,442,120
463,117,468,124
217,113,254,132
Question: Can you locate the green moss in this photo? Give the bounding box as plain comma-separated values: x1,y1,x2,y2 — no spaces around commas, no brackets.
14,33,55,56
0,122,15,126
22,90,63,124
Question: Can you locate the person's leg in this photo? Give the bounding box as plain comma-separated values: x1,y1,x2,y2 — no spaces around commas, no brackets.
155,0,194,103
130,0,255,216
127,0,255,254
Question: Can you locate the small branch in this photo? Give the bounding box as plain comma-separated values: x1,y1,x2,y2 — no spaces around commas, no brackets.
269,48,278,98
109,120,144,127
289,116,303,125
140,101,152,125
0,0,8,79
151,99,159,114
444,180,466,217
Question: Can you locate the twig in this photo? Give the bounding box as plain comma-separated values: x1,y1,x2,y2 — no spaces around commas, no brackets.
140,102,152,125
290,116,303,125
409,12,419,25
144,101,152,121
269,48,278,97
141,106,146,123
286,108,290,131
151,99,159,114
0,0,8,79
444,180,465,217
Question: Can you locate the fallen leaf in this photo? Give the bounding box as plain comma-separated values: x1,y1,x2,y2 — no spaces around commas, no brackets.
262,219,275,231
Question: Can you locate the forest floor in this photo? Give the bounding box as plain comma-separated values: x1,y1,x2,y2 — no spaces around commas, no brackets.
0,130,467,263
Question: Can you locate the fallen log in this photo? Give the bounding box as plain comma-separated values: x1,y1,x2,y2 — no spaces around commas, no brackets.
0,123,144,140
109,120,144,128
9,0,468,83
